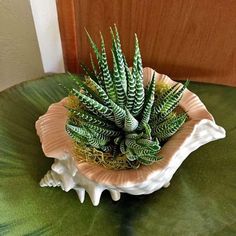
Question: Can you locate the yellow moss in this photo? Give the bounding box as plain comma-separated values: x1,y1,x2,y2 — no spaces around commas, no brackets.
66,95,86,125
154,81,184,112
72,142,132,170
67,95,81,109
155,82,171,97
84,76,98,93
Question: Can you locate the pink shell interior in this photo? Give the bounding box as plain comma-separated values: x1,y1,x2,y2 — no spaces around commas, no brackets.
36,68,214,186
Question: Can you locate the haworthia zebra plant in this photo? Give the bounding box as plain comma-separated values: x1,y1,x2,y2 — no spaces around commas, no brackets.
65,25,189,168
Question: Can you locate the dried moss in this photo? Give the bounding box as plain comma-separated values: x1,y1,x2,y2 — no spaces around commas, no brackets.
72,142,138,170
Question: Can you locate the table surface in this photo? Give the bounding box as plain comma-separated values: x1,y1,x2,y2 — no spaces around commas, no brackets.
0,74,236,236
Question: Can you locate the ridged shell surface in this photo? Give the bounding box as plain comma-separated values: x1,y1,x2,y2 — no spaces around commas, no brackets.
36,68,225,206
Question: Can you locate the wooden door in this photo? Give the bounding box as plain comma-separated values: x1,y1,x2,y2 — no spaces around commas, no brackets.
56,0,236,86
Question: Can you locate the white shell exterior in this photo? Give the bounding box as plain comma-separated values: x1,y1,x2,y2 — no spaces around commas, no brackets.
36,68,226,206
40,154,121,206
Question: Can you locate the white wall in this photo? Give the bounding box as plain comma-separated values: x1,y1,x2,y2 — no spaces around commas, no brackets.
0,0,44,91
0,0,65,91
30,0,65,74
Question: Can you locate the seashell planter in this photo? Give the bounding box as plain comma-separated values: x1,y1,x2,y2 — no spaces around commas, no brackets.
36,67,226,206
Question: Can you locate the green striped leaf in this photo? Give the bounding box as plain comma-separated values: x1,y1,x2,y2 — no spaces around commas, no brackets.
131,68,145,116
125,139,143,151
124,108,139,132
112,50,126,108
87,77,111,108
152,113,187,140
84,123,121,137
85,29,101,62
90,53,98,76
66,124,89,138
125,133,143,140
67,108,114,128
137,154,162,165
100,144,113,152
119,140,126,154
151,81,189,123
100,33,117,102
66,125,89,144
136,138,160,150
138,72,156,129
80,63,99,85
126,151,137,161
131,36,144,116
111,25,127,93
110,100,126,128
134,34,143,77
72,88,114,121
67,73,102,103
124,60,136,111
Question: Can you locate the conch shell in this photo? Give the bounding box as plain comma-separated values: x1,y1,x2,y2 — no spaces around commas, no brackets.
36,68,225,206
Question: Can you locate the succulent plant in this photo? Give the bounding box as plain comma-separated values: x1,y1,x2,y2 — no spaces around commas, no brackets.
65,26,188,168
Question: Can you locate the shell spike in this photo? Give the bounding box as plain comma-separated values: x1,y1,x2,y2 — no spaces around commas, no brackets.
75,187,86,203
87,186,104,206
109,190,121,201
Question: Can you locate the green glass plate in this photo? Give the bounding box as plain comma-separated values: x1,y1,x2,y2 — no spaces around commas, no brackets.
0,75,236,235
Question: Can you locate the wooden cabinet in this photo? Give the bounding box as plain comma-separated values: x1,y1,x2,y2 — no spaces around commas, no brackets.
56,0,236,86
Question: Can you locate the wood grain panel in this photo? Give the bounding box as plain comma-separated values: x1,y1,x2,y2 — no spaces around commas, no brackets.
56,0,79,72
57,0,236,86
